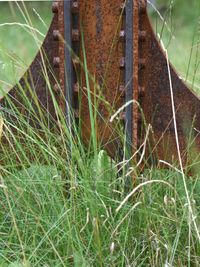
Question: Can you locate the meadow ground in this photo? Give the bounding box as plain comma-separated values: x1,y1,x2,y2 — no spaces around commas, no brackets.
0,1,200,266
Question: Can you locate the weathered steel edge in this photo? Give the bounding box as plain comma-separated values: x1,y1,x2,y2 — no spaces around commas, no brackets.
64,0,73,127
0,1,67,120
125,0,133,155
0,11,58,118
140,6,200,165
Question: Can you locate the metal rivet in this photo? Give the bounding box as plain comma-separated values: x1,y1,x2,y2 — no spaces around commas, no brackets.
138,113,142,123
119,112,125,121
72,29,80,42
139,0,147,13
54,83,61,94
72,1,79,14
53,30,60,41
139,31,147,42
120,57,125,69
139,59,146,69
52,1,59,13
73,58,80,69
139,86,145,97
119,30,125,42
119,3,126,14
119,85,125,92
74,83,79,93
99,106,107,117
118,85,125,97
74,109,79,119
53,57,60,68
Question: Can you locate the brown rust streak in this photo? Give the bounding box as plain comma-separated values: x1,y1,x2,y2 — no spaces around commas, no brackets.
79,0,124,156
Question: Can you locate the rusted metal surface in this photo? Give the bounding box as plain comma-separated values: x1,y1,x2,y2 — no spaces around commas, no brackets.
138,3,200,165
0,1,65,120
76,0,125,156
1,0,200,165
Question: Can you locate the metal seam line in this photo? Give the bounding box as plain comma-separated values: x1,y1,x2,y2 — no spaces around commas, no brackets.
125,0,133,155
64,0,73,127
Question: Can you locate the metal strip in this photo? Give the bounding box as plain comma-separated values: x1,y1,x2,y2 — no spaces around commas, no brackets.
64,0,73,126
125,0,133,154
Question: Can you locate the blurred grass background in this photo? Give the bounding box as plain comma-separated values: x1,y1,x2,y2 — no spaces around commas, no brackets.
0,1,52,94
150,0,200,92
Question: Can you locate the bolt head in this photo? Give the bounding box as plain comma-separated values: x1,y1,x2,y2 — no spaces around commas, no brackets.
52,1,59,13
139,59,146,69
74,109,79,119
54,83,61,94
73,57,80,69
74,83,79,93
119,85,125,97
119,30,125,42
139,31,147,42
53,57,60,68
72,1,79,14
119,57,125,69
53,30,60,41
119,3,126,14
139,86,145,97
139,0,147,13
119,112,125,121
72,29,80,42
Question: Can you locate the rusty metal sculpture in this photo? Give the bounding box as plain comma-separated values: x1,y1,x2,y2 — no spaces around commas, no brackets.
1,0,200,166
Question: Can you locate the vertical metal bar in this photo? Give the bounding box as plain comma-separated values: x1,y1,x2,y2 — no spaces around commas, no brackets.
64,0,73,126
125,0,133,155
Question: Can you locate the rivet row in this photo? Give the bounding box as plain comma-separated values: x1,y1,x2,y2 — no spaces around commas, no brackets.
71,1,80,118
138,0,147,117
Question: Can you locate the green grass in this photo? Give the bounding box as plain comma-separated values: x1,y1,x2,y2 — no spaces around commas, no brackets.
0,2,52,95
150,0,200,93
0,1,200,266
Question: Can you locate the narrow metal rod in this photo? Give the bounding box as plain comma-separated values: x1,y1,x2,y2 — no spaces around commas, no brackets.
64,0,73,126
125,0,133,154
